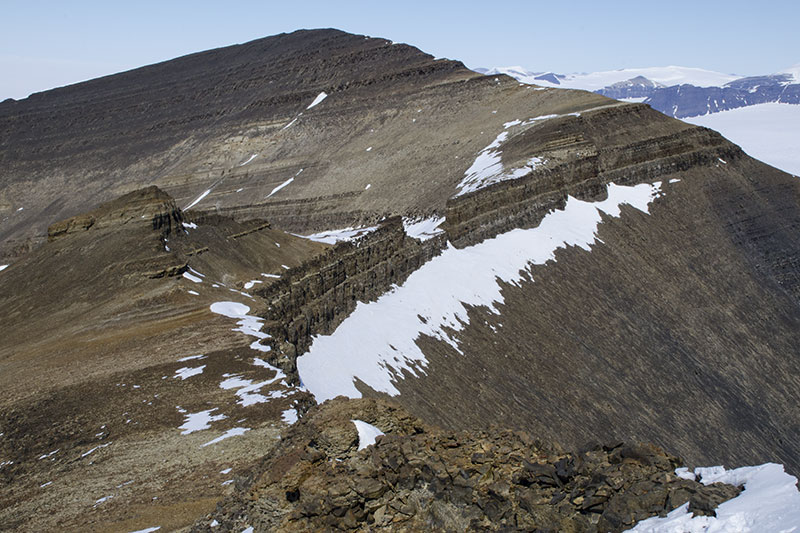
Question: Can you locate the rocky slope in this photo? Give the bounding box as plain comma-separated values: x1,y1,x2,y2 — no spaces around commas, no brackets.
192,398,741,533
2,29,800,532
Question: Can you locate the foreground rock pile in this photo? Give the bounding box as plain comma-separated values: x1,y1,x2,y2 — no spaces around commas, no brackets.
193,398,739,532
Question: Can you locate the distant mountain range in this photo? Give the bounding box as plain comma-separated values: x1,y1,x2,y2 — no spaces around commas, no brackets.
476,64,800,118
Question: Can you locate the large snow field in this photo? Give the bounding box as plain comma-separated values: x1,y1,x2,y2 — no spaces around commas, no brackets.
297,181,663,403
684,103,800,176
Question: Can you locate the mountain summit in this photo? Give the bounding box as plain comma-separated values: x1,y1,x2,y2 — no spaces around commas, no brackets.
2,30,800,531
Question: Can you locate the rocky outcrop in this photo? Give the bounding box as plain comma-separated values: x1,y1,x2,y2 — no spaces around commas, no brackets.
444,105,740,247
254,218,445,374
193,398,741,532
47,185,184,241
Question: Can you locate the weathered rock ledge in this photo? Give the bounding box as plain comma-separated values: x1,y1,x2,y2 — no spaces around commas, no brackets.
255,218,445,373
444,109,741,247
192,398,741,532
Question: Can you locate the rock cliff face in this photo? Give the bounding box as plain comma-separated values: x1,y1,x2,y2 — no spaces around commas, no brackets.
443,105,739,247
192,398,740,532
254,219,445,373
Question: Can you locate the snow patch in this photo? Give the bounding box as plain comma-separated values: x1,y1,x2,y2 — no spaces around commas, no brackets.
174,365,205,380
128,528,161,533
179,409,226,434
182,222,198,229
403,216,445,241
239,154,258,166
201,427,251,447
243,280,262,290
81,442,111,458
178,354,205,362
266,169,303,199
297,182,663,403
352,420,384,450
296,226,378,244
455,119,546,196
183,272,202,283
627,463,800,532
38,449,59,460
282,408,299,425
210,301,271,352
94,495,113,506
184,189,211,210
220,375,285,407
0,265,8,272
306,91,328,109
266,178,293,198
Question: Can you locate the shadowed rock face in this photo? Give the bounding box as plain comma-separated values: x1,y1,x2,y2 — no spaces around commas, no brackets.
1,28,800,532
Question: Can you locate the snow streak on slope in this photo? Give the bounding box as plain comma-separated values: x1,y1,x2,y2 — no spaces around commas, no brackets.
684,103,800,176
455,119,545,196
296,226,378,244
297,182,663,403
627,463,800,532
306,91,328,109
209,302,272,352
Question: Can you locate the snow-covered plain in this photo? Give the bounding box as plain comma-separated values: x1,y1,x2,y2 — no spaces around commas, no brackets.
684,102,800,176
627,463,800,532
297,182,663,402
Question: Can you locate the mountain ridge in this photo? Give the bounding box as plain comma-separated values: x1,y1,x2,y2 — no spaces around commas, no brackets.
481,63,800,117
2,29,800,531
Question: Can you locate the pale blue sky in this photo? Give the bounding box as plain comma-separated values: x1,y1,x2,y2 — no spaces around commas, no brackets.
2,0,798,100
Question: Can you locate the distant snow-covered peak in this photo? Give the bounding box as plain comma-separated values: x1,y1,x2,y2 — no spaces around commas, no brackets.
483,65,741,90
776,63,800,83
